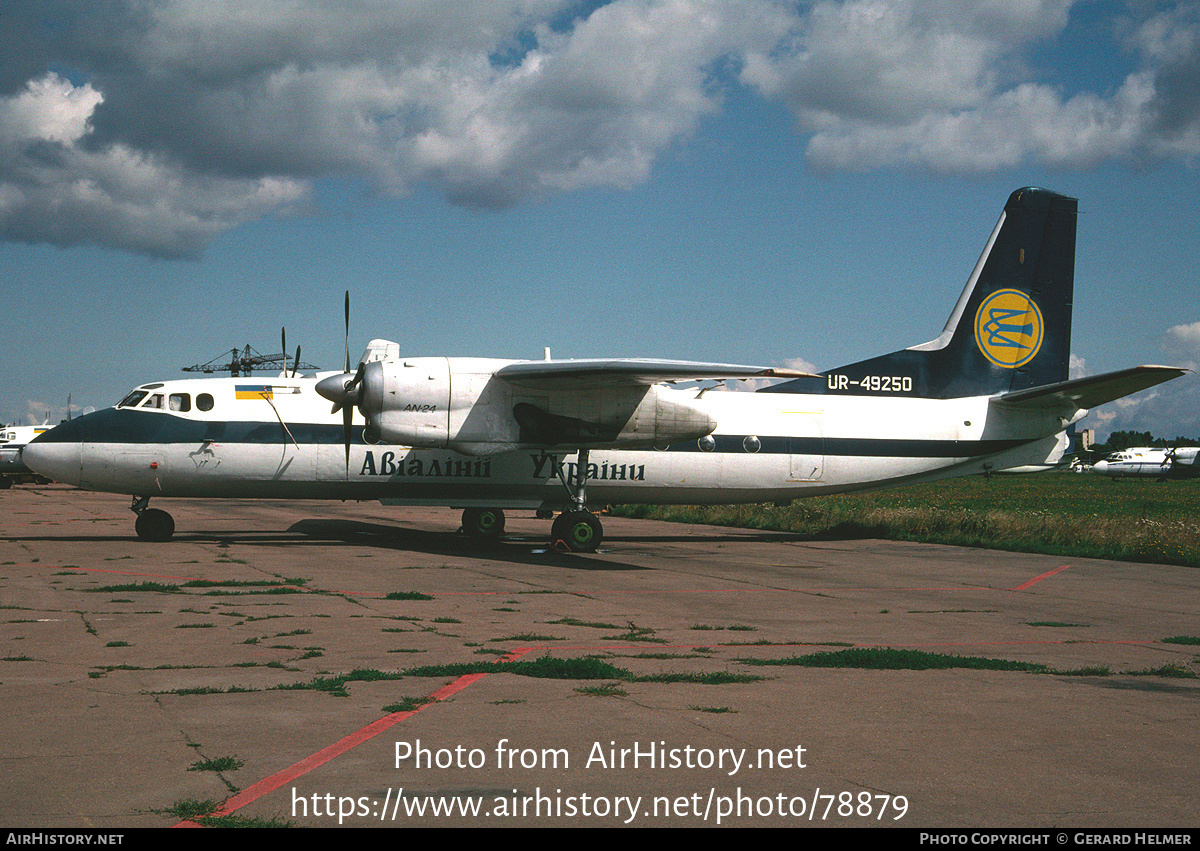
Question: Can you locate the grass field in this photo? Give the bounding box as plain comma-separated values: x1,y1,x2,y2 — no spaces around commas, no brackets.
613,473,1200,568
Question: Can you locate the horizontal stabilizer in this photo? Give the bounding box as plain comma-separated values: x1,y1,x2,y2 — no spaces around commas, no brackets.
993,365,1189,412
495,359,813,389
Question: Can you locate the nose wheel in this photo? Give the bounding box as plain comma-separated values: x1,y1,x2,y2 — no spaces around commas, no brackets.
131,496,175,542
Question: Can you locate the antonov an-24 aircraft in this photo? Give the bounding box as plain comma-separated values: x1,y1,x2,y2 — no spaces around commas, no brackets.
25,188,1187,551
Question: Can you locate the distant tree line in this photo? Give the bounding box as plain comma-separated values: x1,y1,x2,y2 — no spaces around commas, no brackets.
1090,429,1200,455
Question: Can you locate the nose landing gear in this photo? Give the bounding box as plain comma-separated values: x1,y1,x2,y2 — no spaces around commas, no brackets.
131,496,175,542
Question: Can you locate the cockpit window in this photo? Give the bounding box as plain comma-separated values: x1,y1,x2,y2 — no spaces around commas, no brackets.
169,393,191,412
118,390,148,408
140,394,164,409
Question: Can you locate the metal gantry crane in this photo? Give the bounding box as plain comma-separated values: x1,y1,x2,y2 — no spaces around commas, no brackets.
182,330,320,377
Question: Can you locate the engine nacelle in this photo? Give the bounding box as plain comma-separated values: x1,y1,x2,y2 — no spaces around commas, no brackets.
364,357,451,448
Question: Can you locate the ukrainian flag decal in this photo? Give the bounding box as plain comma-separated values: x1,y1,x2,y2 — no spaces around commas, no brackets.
235,385,272,400
974,289,1043,368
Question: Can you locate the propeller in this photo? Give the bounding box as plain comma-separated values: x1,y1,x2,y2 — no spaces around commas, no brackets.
314,291,364,471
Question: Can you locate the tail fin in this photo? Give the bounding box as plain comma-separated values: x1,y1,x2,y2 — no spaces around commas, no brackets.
762,187,1076,399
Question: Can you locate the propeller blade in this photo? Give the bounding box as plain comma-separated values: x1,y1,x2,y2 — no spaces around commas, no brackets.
292,345,301,377
281,327,287,376
343,290,351,374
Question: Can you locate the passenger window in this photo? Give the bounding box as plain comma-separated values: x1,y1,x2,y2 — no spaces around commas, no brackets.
169,393,191,412
196,393,215,412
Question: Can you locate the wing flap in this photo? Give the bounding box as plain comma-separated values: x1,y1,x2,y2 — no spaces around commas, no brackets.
494,358,812,389
994,365,1189,412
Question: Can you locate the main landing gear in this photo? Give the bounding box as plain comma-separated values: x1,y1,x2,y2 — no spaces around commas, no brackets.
460,504,603,553
459,448,605,553
549,447,603,553
132,496,174,542
461,507,506,539
550,509,602,552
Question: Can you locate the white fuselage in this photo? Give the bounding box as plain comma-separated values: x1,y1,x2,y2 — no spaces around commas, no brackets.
24,367,1071,508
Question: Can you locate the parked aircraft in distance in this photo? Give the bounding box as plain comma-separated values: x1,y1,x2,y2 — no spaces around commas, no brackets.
1087,446,1200,479
1,425,53,487
24,188,1187,551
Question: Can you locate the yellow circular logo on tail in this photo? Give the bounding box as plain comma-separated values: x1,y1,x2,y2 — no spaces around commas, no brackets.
974,289,1043,368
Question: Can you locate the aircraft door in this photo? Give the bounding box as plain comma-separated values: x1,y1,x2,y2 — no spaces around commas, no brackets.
787,414,824,482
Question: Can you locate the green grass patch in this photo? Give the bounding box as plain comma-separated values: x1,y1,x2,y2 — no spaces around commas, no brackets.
743,647,1051,673
406,656,630,681
1058,666,1111,676
383,696,431,713
188,756,244,772
1163,636,1200,645
613,475,1200,568
488,632,563,642
1026,622,1089,628
163,799,219,820
635,671,766,684
87,581,182,594
163,799,291,828
548,617,619,629
182,578,307,588
1123,663,1198,678
274,668,410,697
385,591,433,601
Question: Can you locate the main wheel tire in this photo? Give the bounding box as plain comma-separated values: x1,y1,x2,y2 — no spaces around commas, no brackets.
134,508,175,542
462,507,505,539
551,510,603,553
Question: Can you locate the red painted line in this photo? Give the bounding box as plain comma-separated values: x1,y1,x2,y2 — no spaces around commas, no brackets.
174,648,532,828
1011,565,1069,591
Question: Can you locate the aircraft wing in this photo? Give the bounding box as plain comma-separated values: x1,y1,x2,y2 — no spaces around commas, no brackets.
494,359,813,389
993,365,1189,411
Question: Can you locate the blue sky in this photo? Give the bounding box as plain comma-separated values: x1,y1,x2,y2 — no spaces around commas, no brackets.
2,1,1198,441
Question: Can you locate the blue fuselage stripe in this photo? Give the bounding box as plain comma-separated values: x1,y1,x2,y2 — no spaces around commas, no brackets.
33,408,1029,459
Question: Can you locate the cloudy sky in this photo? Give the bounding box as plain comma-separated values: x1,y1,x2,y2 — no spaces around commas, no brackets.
2,0,1198,440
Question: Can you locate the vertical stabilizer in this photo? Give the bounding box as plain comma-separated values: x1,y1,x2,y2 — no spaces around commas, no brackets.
762,187,1076,398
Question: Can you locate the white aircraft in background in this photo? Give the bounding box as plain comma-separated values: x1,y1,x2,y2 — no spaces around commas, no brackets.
1,424,53,487
24,188,1187,551
1087,446,1200,479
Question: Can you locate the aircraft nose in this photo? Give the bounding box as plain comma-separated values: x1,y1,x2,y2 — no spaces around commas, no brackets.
22,440,82,486
1090,460,1107,474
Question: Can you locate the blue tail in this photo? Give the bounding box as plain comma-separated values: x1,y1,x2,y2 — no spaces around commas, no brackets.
761,187,1076,399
